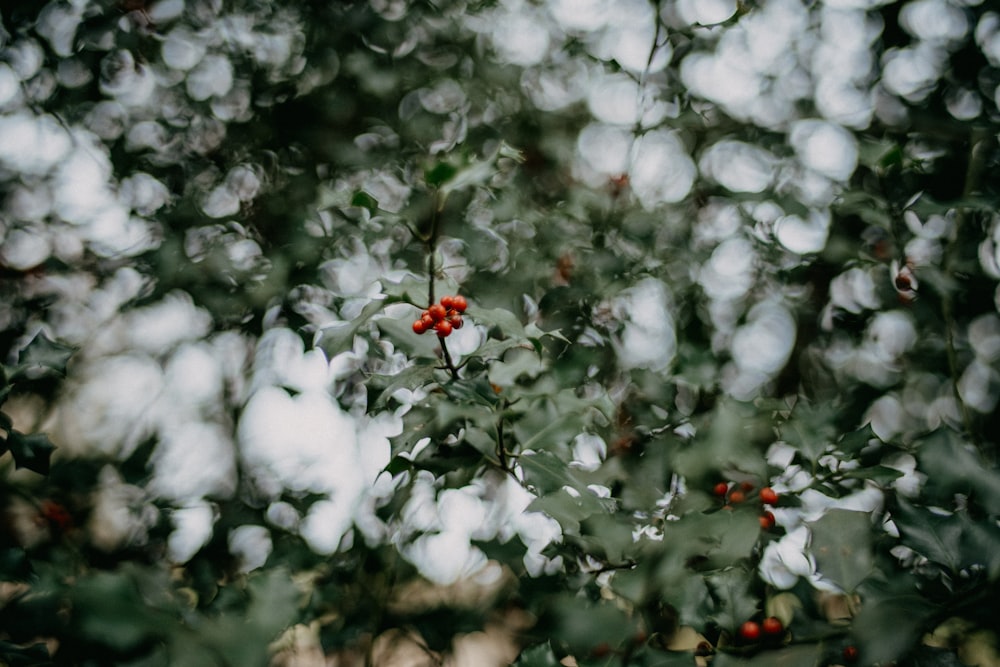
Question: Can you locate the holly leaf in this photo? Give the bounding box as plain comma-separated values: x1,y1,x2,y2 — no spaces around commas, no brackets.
809,509,873,592
9,333,75,381
0,641,53,667
850,586,936,665
4,430,56,475
350,190,379,213
713,644,824,666
511,641,562,667
706,568,759,634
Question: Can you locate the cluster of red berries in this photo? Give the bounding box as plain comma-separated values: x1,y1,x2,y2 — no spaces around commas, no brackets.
412,295,467,338
712,481,779,529
738,617,785,643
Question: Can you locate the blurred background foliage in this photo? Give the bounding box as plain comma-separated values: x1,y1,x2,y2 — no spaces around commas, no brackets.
3,0,1000,665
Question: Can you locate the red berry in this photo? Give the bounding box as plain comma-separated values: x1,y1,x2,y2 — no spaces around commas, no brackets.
591,642,611,658
760,487,778,505
729,490,746,504
738,621,761,642
740,481,755,492
713,482,729,497
41,500,72,532
435,320,453,337
762,617,783,636
413,319,428,334
760,510,776,530
440,295,455,309
451,295,467,312
843,645,859,662
448,314,463,329
428,304,447,321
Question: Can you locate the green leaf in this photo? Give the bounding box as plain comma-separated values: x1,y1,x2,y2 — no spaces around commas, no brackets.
488,347,545,387
809,509,874,592
350,190,379,212
712,643,824,666
5,430,56,475
371,360,439,408
836,424,878,455
528,488,614,536
843,465,904,484
10,333,75,381
850,587,936,665
437,141,524,204
70,570,174,652
511,641,562,667
891,498,1000,575
425,161,459,187
917,431,1000,515
520,449,587,494
318,298,386,356
545,593,639,655
246,568,299,636
706,567,759,634
0,641,53,667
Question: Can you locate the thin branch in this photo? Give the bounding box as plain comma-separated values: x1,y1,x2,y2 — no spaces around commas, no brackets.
942,127,990,452
439,337,459,380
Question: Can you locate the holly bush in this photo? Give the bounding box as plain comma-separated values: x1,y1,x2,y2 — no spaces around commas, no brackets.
3,1,1000,666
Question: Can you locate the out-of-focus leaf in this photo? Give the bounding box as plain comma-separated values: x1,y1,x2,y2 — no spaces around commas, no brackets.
809,509,873,592
713,643,824,666
836,424,878,455
70,570,174,652
706,568,758,634
11,332,75,380
529,488,614,536
511,641,561,667
0,641,53,667
850,587,936,666
843,465,904,484
5,430,56,475
545,593,638,655
488,347,545,387
350,190,379,212
371,360,439,408
892,498,1000,576
317,298,387,356
917,431,1000,515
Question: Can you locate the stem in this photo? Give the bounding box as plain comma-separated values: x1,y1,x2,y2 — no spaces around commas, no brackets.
942,127,990,452
423,193,459,380
496,401,509,472
440,337,459,380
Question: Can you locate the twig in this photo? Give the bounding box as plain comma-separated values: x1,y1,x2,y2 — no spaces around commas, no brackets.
942,127,990,452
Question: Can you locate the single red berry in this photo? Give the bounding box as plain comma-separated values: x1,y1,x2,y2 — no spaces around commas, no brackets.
412,319,428,334
713,482,729,497
41,500,72,532
435,320,453,337
740,481,755,492
760,487,778,505
428,304,447,321
738,621,761,642
843,645,859,662
451,295,467,312
440,295,455,309
591,642,611,658
448,314,463,329
760,510,776,530
762,617,783,636
729,490,746,504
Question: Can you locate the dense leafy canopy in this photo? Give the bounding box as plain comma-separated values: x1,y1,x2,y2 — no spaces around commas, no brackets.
3,0,1000,665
